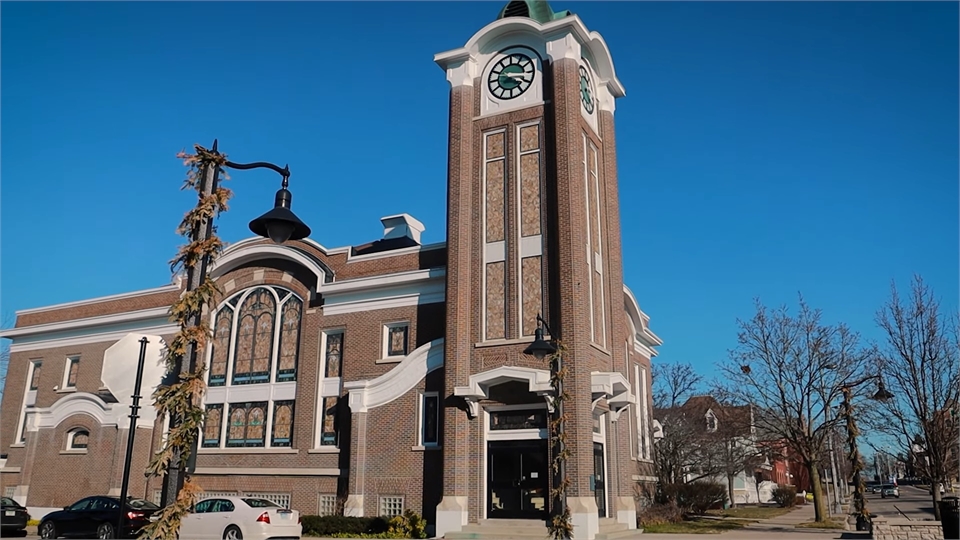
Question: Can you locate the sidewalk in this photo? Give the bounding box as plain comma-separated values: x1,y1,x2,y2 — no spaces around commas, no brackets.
639,504,869,540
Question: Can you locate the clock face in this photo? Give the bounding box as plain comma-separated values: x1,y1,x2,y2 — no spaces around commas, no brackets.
579,65,595,114
488,53,536,100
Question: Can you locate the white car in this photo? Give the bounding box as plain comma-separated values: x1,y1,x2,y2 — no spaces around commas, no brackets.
178,496,301,540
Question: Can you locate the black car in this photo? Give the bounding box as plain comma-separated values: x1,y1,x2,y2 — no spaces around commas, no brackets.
1,496,30,534
38,496,160,539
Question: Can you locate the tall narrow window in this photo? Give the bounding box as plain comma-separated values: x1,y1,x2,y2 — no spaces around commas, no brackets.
320,398,338,446
324,332,343,378
64,357,80,389
271,401,295,447
233,288,276,385
276,298,302,382
203,405,223,448
29,361,42,391
209,308,233,387
227,402,267,447
420,392,439,446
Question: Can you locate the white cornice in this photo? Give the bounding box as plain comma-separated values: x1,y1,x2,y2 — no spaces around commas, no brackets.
9,324,179,353
623,285,663,350
0,307,172,339
436,14,625,98
13,283,179,316
321,268,445,294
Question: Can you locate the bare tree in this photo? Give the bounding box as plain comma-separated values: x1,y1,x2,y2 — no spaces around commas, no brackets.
716,296,874,523
713,405,766,508
653,362,704,409
653,407,725,486
874,275,960,520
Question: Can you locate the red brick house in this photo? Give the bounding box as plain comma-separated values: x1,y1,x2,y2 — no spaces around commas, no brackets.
0,2,661,539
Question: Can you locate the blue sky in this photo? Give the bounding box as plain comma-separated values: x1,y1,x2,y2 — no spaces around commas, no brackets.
2,1,957,389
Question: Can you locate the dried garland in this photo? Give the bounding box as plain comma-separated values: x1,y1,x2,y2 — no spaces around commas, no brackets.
140,145,232,540
842,386,870,530
547,343,573,540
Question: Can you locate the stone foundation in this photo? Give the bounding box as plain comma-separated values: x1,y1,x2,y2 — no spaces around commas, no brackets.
872,515,944,540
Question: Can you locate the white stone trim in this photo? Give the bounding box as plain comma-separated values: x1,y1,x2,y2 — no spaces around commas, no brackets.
320,268,446,316
345,241,446,263
454,366,553,418
211,243,329,289
13,283,179,316
624,284,663,354
0,307,172,339
435,14,625,98
30,392,120,431
345,339,444,413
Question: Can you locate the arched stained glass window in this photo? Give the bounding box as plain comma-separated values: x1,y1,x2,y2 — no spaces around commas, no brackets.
228,407,247,446
209,308,233,387
277,297,302,382
233,288,276,385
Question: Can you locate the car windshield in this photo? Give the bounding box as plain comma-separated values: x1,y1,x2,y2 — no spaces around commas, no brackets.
1,497,17,506
241,498,281,508
127,499,160,510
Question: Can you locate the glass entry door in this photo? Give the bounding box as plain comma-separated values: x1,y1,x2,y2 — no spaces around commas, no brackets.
487,440,549,520
594,442,607,518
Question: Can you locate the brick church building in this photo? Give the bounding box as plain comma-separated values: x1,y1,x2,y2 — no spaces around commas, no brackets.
0,2,662,538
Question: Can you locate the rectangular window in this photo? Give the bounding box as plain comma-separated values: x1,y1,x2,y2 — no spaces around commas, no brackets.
245,493,291,509
318,494,338,517
324,332,343,378
379,496,404,517
635,364,651,460
271,401,295,447
593,411,602,435
64,356,80,388
419,392,439,446
29,361,42,391
489,409,547,431
320,397,338,446
5,487,16,498
385,323,409,357
203,404,223,448
226,402,268,448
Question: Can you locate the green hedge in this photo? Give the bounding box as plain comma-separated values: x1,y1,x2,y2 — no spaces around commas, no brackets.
301,512,427,539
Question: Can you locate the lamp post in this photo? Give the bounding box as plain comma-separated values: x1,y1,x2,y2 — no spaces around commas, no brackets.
159,140,312,509
841,374,894,531
117,337,150,537
522,313,566,536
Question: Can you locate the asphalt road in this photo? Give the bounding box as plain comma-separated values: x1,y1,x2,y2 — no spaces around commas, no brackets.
865,484,940,521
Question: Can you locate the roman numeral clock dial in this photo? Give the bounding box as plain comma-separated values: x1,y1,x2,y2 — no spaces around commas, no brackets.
488,53,535,100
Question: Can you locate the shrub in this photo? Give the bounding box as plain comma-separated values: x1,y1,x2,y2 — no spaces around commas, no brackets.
638,502,684,527
302,512,427,539
772,485,798,508
661,481,728,515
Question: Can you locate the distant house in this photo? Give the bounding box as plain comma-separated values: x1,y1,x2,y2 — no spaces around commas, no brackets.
653,395,771,505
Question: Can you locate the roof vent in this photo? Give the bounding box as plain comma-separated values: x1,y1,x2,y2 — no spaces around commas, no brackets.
381,213,425,245
503,0,530,18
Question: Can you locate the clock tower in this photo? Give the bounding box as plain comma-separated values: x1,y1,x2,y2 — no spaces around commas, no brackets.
434,2,657,539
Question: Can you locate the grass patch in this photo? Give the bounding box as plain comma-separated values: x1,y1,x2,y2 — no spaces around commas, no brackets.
643,518,752,534
706,506,792,520
796,519,846,530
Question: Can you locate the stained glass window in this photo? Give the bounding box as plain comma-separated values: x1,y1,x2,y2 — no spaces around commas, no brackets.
324,333,343,378
276,298,302,382
30,361,41,391
271,401,295,447
233,289,276,385
209,308,233,387
387,325,408,357
320,397,338,446
66,357,80,388
226,402,267,447
203,405,223,448
70,430,89,449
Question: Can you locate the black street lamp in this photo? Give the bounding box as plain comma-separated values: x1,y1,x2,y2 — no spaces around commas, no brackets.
840,373,894,532
117,337,150,537
159,140,312,509
522,314,567,537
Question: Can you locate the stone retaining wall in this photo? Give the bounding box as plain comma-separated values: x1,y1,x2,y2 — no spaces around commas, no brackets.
872,515,943,540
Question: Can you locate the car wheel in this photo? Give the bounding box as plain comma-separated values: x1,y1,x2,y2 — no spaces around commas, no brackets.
39,521,58,539
97,522,115,539
223,525,243,540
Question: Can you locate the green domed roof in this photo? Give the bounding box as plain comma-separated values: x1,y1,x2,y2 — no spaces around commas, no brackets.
496,0,573,24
